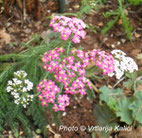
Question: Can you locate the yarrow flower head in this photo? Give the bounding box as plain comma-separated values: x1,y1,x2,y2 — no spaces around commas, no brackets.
38,48,128,112
87,49,115,75
37,48,95,112
37,80,70,112
53,94,70,112
37,80,60,105
109,50,138,79
49,16,86,43
41,48,92,95
6,70,34,108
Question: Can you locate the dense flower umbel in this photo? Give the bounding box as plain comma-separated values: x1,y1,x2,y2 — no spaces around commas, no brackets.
87,49,115,75
65,76,92,95
37,80,70,112
37,48,94,111
53,94,70,112
41,48,92,95
109,50,138,79
37,80,60,106
38,48,130,112
49,16,86,43
6,70,34,108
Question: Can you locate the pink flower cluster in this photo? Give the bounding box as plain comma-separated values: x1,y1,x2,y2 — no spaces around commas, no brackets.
49,16,86,43
37,48,115,112
37,80,70,112
65,77,92,95
41,47,92,95
87,49,115,75
53,95,70,112
38,48,93,111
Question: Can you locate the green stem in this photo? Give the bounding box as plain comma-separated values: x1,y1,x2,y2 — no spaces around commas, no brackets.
67,41,72,56
43,72,50,80
60,83,63,93
34,92,41,97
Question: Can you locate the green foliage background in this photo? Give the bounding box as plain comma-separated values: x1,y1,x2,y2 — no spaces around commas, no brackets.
0,34,64,137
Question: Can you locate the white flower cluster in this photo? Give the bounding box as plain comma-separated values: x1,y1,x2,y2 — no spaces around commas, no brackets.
108,50,138,79
14,70,27,78
6,70,34,108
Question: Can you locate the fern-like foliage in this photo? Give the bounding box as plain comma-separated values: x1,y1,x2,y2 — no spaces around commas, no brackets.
0,34,64,136
102,0,133,42
118,0,133,41
27,100,47,137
